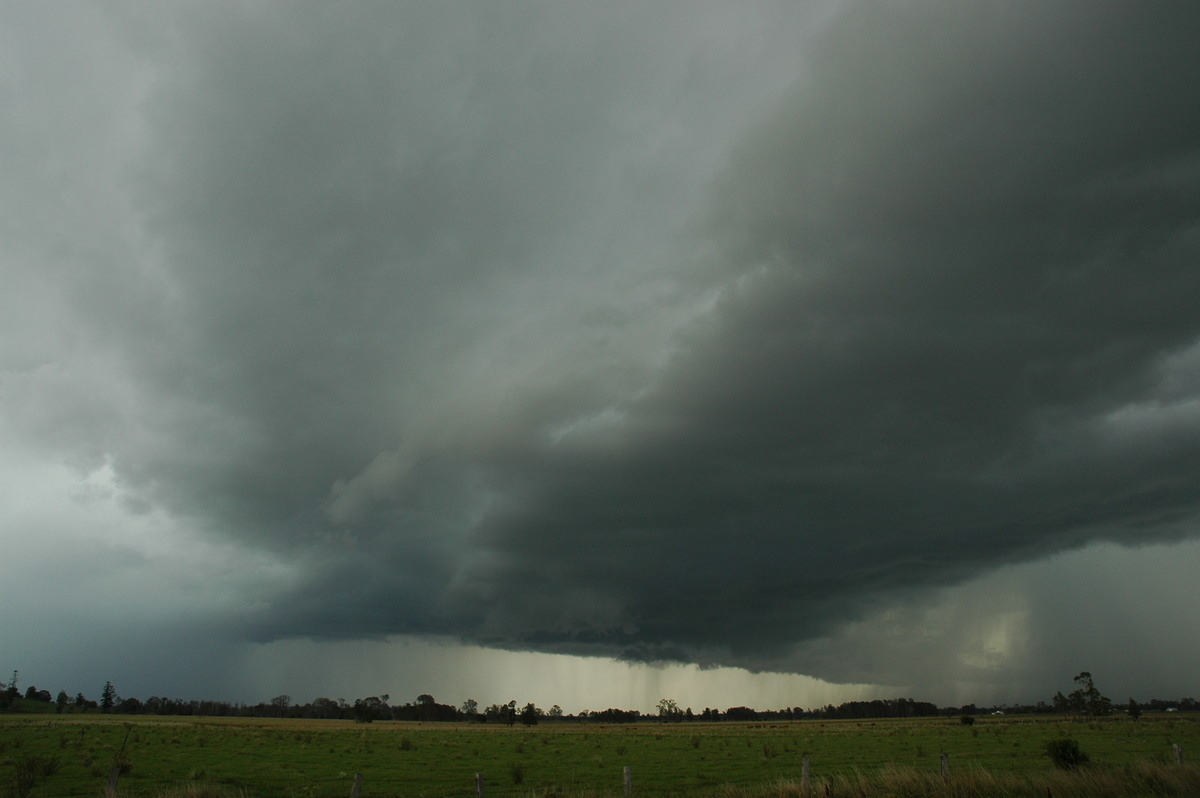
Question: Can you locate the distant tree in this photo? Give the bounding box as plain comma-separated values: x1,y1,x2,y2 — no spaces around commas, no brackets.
24,686,51,702
548,704,563,719
404,694,459,722
100,682,118,713
1069,672,1111,719
311,697,341,719
269,695,291,717
461,698,479,719
1127,698,1141,721
657,698,683,722
725,706,758,721
586,707,643,723
55,691,69,714
519,702,540,726
7,670,17,695
353,696,385,723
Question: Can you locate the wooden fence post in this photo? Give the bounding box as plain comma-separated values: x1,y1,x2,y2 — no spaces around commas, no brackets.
623,765,632,797
801,756,810,794
940,753,949,779
476,771,485,798
350,772,362,798
106,767,121,798
1173,744,1183,765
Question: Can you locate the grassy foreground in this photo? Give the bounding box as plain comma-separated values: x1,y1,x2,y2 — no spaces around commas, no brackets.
1,713,1197,797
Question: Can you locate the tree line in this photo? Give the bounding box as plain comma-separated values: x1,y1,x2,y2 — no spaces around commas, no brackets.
3,668,1196,723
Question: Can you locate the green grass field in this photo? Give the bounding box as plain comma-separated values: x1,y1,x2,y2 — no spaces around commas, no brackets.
1,712,1197,797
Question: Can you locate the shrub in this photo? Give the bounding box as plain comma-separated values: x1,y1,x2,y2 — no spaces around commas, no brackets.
11,753,60,798
959,715,975,726
1045,737,1090,770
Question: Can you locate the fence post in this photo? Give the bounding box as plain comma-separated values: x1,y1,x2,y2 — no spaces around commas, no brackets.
801,756,810,794
623,765,632,797
940,753,949,779
106,767,120,798
1174,744,1183,765
350,772,362,798
476,771,485,798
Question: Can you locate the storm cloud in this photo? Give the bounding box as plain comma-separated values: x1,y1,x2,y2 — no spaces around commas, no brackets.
2,0,1198,704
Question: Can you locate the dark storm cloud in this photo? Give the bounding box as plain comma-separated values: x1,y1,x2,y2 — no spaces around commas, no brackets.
414,1,1200,676
5,0,1199,692
104,1,803,539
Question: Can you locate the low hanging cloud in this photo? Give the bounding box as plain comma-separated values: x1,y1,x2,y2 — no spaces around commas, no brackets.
394,1,1200,676
3,0,1199,696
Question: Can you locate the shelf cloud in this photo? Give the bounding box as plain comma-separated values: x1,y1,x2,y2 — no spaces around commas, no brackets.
2,0,1198,705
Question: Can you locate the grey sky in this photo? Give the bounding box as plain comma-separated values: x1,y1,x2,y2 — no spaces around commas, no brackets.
2,1,1198,711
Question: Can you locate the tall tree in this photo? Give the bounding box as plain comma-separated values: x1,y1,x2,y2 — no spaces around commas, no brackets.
269,695,291,717
657,698,683,722
100,681,118,713
1066,672,1111,719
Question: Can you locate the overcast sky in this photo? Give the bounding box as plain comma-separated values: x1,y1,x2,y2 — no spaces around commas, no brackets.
3,1,1199,713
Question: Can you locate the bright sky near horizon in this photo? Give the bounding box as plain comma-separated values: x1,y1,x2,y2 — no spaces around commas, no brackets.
2,1,1199,713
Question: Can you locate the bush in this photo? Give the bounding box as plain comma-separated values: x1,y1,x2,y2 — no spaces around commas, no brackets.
11,753,60,798
1045,737,1090,770
959,715,975,726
